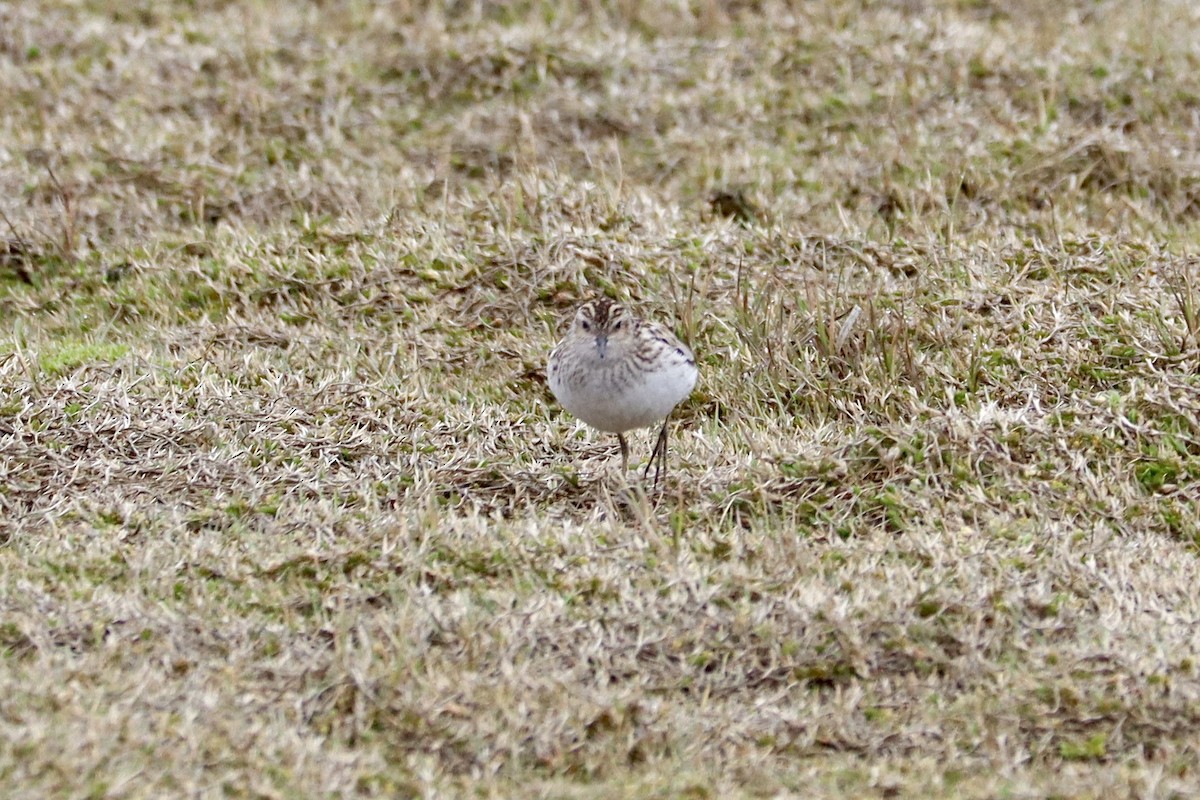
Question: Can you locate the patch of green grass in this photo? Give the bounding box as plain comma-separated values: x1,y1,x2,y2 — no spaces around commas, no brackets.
1059,733,1108,761
37,341,129,375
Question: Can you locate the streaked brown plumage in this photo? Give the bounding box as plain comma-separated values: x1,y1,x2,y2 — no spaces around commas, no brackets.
547,299,697,485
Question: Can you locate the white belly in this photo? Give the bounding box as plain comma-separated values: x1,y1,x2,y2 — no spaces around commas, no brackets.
549,359,697,433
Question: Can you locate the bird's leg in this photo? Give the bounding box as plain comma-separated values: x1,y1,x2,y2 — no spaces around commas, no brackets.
644,420,670,488
618,433,630,472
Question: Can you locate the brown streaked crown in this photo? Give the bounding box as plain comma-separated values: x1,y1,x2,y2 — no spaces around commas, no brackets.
575,298,630,335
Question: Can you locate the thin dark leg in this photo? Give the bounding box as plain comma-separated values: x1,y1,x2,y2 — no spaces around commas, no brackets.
643,420,670,488
618,433,629,472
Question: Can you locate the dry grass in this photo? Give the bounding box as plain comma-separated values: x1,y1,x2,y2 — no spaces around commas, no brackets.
4,0,1200,797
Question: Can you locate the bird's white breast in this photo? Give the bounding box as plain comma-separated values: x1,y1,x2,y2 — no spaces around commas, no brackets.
549,350,697,434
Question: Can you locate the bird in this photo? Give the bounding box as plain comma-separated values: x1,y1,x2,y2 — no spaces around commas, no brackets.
547,298,698,486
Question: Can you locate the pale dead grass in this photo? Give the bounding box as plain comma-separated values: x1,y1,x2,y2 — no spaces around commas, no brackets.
4,0,1200,798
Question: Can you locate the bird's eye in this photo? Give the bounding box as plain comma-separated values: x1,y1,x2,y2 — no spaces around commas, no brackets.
611,319,623,330
580,320,591,331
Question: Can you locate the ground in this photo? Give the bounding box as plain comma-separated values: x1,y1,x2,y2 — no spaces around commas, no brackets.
3,1,1200,797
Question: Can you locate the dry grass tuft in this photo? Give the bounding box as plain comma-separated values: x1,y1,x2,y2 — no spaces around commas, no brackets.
5,0,1200,796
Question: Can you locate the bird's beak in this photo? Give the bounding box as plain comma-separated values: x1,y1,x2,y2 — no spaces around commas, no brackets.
594,334,608,358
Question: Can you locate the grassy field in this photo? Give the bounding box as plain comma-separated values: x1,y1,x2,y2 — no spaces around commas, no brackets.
4,0,1200,796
